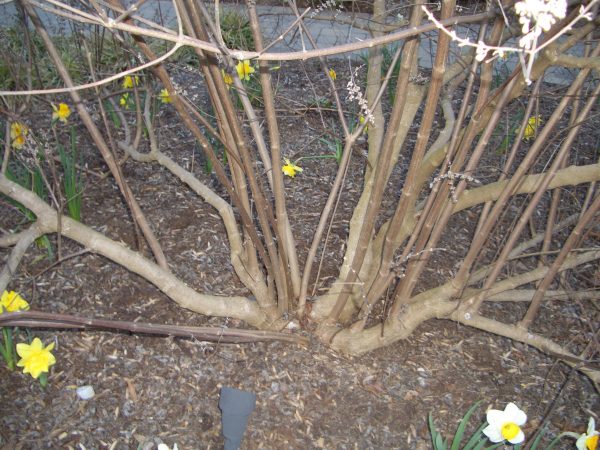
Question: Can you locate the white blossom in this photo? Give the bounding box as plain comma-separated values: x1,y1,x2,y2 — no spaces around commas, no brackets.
575,417,599,450
483,403,527,444
158,444,178,450
514,0,567,50
346,68,375,126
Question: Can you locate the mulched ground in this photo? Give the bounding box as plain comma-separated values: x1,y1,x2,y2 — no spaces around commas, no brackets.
1,46,599,450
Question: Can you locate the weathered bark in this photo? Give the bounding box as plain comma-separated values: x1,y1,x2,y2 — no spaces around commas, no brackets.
0,175,271,328
2,0,599,388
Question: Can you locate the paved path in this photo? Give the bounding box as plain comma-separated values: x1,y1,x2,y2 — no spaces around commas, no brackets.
0,1,582,84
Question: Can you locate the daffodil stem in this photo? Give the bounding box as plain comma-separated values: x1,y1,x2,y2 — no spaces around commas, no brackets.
38,372,48,388
554,432,580,441
1,327,15,370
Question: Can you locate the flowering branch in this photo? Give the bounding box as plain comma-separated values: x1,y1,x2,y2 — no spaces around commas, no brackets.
0,6,497,97
0,0,185,96
422,0,599,84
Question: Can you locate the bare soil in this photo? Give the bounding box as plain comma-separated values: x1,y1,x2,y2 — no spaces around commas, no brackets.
1,58,598,450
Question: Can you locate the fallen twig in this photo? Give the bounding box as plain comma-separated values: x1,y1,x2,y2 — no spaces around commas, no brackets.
0,310,309,345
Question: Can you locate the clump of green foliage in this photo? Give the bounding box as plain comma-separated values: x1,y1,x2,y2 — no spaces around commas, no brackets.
57,127,83,222
220,9,254,51
0,25,133,90
162,8,255,67
3,158,54,259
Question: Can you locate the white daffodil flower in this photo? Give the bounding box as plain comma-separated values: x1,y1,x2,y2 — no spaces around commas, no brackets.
482,402,527,444
157,444,178,450
576,417,599,450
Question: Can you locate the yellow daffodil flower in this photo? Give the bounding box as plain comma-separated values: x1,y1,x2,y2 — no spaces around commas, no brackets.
122,75,139,89
159,88,171,104
359,115,368,134
222,69,233,87
16,337,56,379
120,93,130,109
0,290,29,313
329,68,337,81
522,116,542,141
51,102,71,123
282,158,303,178
482,403,527,445
576,418,599,450
10,122,28,149
236,60,255,81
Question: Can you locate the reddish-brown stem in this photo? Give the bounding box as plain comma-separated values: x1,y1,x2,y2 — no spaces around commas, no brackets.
464,77,600,314
518,84,600,328
22,0,169,270
113,0,277,308
367,0,456,315
0,310,308,345
325,0,426,324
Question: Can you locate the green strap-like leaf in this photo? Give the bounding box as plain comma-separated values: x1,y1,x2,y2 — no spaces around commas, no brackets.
429,413,448,450
463,422,489,450
450,401,484,450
